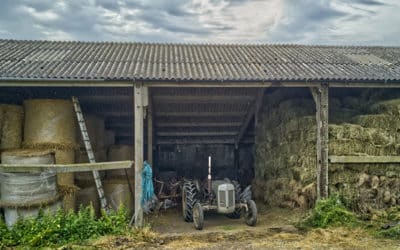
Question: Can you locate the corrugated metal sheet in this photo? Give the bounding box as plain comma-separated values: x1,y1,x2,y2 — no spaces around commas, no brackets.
0,39,400,82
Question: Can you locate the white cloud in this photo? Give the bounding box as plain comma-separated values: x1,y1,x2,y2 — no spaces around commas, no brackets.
20,6,59,22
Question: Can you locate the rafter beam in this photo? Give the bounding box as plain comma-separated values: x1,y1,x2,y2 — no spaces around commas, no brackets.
156,122,242,127
155,111,246,117
157,138,234,144
156,131,237,137
79,95,132,103
153,95,253,103
235,88,265,148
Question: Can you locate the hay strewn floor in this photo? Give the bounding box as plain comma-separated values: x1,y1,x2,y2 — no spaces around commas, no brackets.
81,207,399,250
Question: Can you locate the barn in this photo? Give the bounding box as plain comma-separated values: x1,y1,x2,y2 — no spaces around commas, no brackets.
0,39,400,227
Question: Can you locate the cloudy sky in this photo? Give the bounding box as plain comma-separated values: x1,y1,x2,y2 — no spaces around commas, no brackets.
0,0,398,45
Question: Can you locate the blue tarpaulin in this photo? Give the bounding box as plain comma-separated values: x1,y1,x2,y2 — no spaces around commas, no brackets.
141,161,157,212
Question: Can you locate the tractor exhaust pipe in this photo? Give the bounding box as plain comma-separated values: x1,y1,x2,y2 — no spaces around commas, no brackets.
208,156,212,198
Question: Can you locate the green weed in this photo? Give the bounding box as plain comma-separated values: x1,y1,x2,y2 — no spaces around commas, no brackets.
301,195,360,229
0,206,129,248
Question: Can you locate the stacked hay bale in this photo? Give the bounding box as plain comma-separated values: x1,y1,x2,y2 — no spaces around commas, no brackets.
104,144,134,214
0,150,61,227
254,92,319,209
254,89,400,212
74,114,107,214
331,99,400,213
23,99,77,212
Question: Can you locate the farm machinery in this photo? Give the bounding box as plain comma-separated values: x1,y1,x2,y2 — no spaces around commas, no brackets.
181,156,257,230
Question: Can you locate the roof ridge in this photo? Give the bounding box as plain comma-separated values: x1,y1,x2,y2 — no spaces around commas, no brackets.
0,39,399,49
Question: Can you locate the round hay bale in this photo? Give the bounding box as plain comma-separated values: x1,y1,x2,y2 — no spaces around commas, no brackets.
54,149,76,212
107,145,134,161
75,149,89,163
23,99,76,149
75,149,107,163
1,149,54,164
104,178,134,215
105,130,115,148
4,201,62,228
0,172,57,205
74,149,106,188
0,104,23,150
96,149,107,162
76,114,105,150
75,185,100,216
55,149,75,164
0,150,60,228
107,145,134,178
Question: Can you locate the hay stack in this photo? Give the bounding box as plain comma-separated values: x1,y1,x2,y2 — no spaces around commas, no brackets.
106,145,134,178
23,99,77,212
104,178,134,215
75,185,100,216
0,104,23,150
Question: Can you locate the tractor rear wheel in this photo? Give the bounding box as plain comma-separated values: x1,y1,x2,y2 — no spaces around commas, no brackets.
193,202,204,230
245,199,257,226
182,180,197,222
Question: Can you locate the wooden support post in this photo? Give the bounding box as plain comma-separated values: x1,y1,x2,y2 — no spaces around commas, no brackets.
147,89,153,166
134,82,144,227
310,84,329,200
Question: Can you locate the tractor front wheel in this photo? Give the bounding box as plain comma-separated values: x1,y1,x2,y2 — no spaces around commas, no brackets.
193,202,204,230
245,200,257,226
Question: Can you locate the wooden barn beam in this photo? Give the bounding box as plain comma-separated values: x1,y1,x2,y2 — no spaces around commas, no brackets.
235,88,265,148
147,89,153,165
310,84,329,200
156,122,241,127
156,131,237,137
155,111,246,117
157,138,235,144
153,95,253,103
133,82,144,227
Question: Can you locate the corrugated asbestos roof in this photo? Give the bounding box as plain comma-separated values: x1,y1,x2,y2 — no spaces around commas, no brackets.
0,39,400,82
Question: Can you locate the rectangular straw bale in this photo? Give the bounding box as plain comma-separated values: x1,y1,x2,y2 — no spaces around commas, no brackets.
330,108,359,124
352,114,400,130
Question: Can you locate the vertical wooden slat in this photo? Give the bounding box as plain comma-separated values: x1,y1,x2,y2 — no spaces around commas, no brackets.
147,88,153,165
134,82,144,227
320,84,329,198
310,85,329,200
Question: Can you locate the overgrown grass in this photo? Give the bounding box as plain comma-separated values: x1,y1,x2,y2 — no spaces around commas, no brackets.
0,206,129,248
374,207,400,240
377,224,400,239
301,195,360,229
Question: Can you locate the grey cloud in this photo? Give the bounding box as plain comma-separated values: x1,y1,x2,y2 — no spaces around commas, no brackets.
345,0,387,5
0,0,398,45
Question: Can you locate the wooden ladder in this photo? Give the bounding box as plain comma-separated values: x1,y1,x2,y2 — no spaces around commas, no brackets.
72,96,109,212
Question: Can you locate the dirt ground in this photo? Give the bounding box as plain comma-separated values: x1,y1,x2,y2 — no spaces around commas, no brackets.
85,206,399,250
